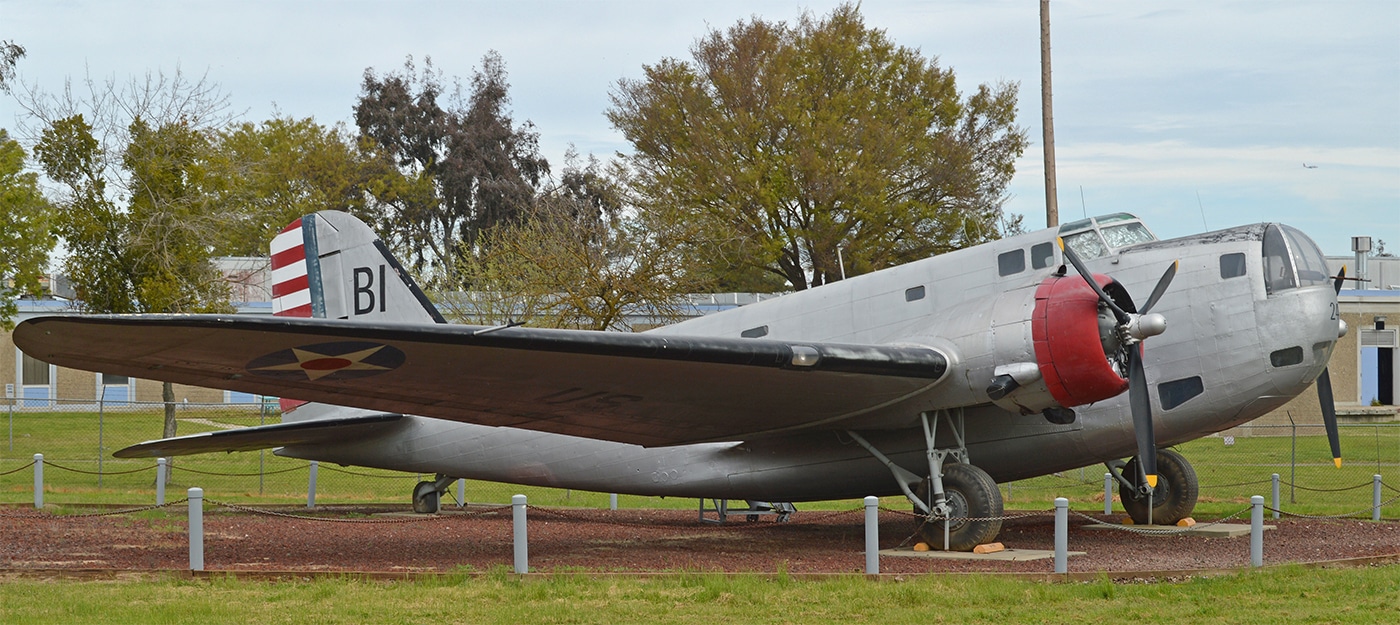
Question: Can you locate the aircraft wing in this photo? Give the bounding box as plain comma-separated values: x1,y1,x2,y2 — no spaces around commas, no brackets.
15,315,948,446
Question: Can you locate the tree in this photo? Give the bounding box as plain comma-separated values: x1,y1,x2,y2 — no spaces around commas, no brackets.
0,129,55,329
446,152,707,331
1,40,24,94
354,53,549,288
25,69,238,443
202,116,390,256
608,4,1027,291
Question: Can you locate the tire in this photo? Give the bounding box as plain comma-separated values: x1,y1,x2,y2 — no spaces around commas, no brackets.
412,480,441,514
1120,448,1198,525
915,463,1004,551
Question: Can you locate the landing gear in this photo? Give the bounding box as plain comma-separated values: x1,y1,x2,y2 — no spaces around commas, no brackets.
412,474,459,514
847,409,1004,552
1117,449,1198,525
915,462,1003,551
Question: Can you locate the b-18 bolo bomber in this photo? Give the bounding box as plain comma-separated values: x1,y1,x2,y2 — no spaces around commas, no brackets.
14,210,1348,550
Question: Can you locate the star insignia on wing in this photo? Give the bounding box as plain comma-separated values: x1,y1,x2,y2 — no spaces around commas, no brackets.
245,341,406,381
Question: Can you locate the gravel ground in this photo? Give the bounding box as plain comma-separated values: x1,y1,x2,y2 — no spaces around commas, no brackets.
2,505,1398,575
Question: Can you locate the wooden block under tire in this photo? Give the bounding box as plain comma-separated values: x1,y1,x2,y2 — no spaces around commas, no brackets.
973,542,1005,554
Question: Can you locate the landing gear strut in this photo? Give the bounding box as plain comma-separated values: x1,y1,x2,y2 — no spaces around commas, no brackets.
847,409,1003,551
1109,448,1198,525
412,474,459,514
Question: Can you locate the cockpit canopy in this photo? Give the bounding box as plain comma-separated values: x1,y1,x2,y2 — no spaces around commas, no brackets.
1263,223,1331,294
1058,213,1158,260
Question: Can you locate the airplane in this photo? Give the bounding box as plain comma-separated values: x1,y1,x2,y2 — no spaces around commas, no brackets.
13,209,1349,551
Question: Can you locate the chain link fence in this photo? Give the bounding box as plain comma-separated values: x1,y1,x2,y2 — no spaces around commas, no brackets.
2,398,1396,518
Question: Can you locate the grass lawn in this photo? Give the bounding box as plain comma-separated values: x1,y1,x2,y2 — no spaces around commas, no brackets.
2,406,1397,518
1,564,1396,624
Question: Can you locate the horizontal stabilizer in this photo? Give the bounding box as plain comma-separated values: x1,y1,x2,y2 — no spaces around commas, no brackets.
113,413,404,458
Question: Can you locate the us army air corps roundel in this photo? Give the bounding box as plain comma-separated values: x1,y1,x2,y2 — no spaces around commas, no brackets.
246,341,406,381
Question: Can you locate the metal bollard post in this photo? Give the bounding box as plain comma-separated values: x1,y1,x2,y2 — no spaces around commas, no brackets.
189,487,204,571
609,493,618,511
512,494,528,574
1375,475,1383,522
157,458,167,506
1271,473,1280,520
1054,497,1068,574
307,461,318,509
33,453,43,509
864,496,879,575
1250,495,1264,568
1103,473,1113,515
457,479,466,508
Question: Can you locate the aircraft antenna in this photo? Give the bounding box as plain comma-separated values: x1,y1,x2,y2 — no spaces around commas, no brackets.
1196,191,1208,230
1079,185,1087,219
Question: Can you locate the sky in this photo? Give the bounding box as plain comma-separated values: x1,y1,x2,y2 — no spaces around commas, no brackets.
2,0,1397,256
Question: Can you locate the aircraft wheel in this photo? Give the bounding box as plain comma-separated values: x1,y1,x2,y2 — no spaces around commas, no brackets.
1120,449,1198,525
412,480,441,514
915,463,1004,551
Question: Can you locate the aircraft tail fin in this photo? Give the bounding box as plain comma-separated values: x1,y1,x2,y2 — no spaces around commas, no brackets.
271,210,444,414
271,211,446,325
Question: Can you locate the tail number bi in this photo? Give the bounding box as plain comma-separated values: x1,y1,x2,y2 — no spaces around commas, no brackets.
353,265,387,315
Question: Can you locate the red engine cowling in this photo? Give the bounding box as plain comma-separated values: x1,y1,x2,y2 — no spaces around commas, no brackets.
1031,274,1129,407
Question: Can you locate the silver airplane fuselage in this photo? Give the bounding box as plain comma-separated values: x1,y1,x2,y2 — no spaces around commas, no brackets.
274,217,1341,503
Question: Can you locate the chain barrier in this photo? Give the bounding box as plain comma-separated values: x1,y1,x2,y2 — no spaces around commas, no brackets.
0,499,189,519
1068,505,1254,536
0,461,36,477
205,499,512,524
530,504,864,531
43,461,155,476
1278,478,1378,494
1199,478,1273,489
883,506,1056,549
1269,492,1400,520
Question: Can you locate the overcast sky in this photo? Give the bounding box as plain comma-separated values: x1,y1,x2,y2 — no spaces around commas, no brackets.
3,0,1397,256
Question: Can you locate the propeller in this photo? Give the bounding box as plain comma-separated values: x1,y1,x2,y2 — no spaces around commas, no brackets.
1058,238,1176,489
1317,265,1346,468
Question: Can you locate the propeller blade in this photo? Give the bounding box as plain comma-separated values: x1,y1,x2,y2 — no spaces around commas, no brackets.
1317,368,1342,468
1333,266,1346,295
1127,347,1158,488
1139,261,1179,314
1058,238,1130,324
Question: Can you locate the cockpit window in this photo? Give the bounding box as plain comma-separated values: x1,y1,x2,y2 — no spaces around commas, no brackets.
1262,225,1296,294
1101,222,1155,249
1263,224,1330,294
1063,230,1108,260
1282,225,1330,287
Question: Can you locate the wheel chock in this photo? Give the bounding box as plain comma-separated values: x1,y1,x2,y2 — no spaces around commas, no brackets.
1176,517,1197,527
973,542,1005,554
913,542,931,552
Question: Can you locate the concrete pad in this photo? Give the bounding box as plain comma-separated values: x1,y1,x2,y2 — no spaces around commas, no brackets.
1082,522,1272,538
880,547,1084,562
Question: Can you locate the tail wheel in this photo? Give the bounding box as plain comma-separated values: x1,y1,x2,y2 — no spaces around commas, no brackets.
915,463,1004,551
1120,448,1198,525
412,480,441,514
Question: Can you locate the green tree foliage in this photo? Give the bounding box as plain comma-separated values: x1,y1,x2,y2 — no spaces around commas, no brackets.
26,70,238,440
354,53,549,288
0,129,56,329
203,117,390,256
447,153,706,331
608,4,1027,290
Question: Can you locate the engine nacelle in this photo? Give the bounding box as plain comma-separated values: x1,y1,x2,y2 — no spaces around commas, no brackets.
1030,274,1130,408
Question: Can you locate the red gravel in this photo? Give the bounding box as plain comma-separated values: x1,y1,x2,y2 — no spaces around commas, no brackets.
2,505,1398,575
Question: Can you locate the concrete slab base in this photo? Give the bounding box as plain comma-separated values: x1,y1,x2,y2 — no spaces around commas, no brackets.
1082,522,1271,538
880,547,1085,562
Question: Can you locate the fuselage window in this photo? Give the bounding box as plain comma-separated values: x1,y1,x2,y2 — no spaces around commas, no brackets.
997,249,1026,276
1220,253,1247,279
1262,225,1296,294
1031,242,1055,269
1269,346,1304,368
741,326,769,339
905,285,926,302
1159,376,1204,411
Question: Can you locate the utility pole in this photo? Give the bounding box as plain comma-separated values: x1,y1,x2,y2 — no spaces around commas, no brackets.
1040,0,1059,227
